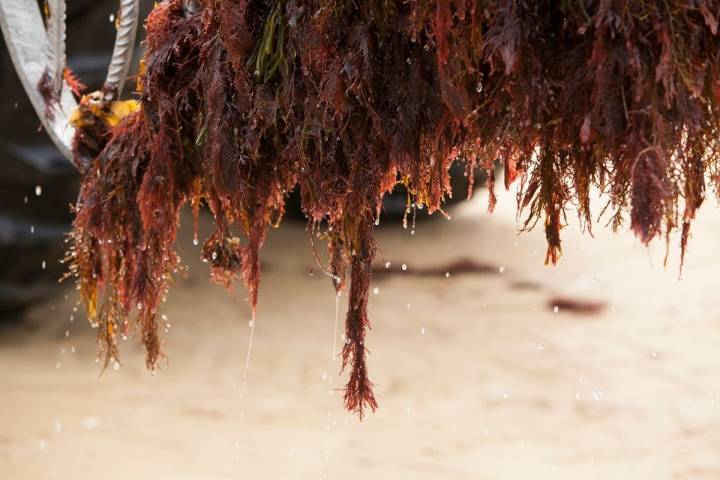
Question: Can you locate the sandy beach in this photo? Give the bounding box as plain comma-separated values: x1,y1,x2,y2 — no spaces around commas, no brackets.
1,187,719,479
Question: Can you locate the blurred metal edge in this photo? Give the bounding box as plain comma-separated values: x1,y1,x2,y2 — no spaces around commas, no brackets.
104,0,139,97
0,0,141,163
0,0,76,160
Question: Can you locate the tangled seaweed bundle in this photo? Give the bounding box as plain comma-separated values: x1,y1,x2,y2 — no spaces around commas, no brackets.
67,0,720,418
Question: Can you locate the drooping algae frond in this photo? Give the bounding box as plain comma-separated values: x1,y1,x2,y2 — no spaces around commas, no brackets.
66,0,720,418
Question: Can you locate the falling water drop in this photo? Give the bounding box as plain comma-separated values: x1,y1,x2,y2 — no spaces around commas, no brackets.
244,311,257,369
35,185,42,197
332,292,340,360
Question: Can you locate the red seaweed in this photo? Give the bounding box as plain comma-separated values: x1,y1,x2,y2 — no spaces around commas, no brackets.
67,0,720,417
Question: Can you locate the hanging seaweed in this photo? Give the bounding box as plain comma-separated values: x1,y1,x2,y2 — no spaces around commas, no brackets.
67,0,720,417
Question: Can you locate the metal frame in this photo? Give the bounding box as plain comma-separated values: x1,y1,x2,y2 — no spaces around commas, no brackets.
0,0,139,162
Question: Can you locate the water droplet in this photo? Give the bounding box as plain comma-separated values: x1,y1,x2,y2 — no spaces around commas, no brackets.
113,361,120,370
401,264,408,271
372,287,380,295
193,238,199,246
109,13,115,22
321,372,328,381
55,362,61,369
54,419,63,432
498,266,506,274
30,225,35,234
35,185,42,197
211,251,218,261
476,82,483,93
553,305,559,313
137,302,143,311
406,303,411,309
538,343,544,350
420,326,425,335
82,416,99,430
65,330,69,338
384,261,391,269
445,272,450,278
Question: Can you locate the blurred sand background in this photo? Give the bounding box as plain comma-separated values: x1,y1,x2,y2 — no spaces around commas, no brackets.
1,186,719,479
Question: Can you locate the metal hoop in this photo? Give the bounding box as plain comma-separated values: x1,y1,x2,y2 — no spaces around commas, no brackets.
0,0,139,162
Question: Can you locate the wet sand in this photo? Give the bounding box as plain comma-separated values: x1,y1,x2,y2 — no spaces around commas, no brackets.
1,188,719,479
